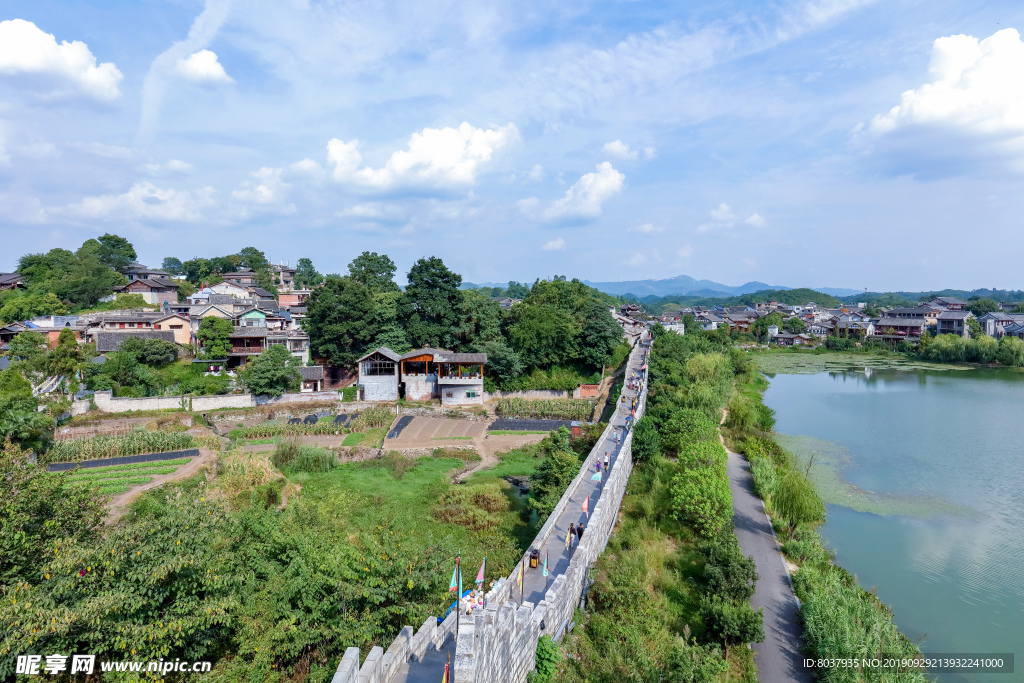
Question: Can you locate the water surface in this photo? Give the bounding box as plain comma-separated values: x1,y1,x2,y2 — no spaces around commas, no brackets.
764,368,1024,682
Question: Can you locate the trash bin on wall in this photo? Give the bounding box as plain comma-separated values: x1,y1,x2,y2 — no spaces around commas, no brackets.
529,548,540,569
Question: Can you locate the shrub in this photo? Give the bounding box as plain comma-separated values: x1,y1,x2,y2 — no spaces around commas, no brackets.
631,416,661,462
701,531,758,602
350,404,394,430
773,470,825,530
433,482,509,530
528,635,561,683
677,441,727,470
698,595,764,649
670,465,732,538
661,409,718,455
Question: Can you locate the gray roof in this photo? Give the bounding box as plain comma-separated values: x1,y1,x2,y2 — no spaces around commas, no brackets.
93,312,164,322
875,316,924,328
299,366,324,380
96,330,176,353
400,348,487,363
250,287,275,297
228,327,269,338
0,272,22,286
887,307,933,316
358,346,402,362
931,296,967,305
937,310,972,320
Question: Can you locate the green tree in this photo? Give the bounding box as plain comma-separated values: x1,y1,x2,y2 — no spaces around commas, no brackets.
506,303,579,370
965,315,984,340
0,437,105,584
348,251,399,293
401,257,463,349
455,290,503,350
997,336,1024,367
197,317,234,359
302,275,376,365
782,317,806,334
505,281,531,299
7,331,48,367
182,257,214,284
241,345,301,397
0,368,50,450
95,233,138,273
967,297,1000,317
772,471,825,531
369,290,411,353
473,339,523,386
294,257,323,289
579,300,624,368
46,328,83,381
701,531,758,602
238,246,275,292
751,312,784,342
0,292,67,323
161,257,184,275
120,336,178,366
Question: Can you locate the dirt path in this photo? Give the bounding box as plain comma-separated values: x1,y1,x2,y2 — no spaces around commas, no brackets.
104,448,219,524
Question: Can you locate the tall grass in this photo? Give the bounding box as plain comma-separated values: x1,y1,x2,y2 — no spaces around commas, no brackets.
272,439,337,473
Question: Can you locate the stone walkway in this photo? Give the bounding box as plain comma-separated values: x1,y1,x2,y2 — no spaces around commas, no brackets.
391,338,650,683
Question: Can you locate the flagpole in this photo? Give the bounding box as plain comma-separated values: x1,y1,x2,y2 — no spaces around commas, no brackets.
455,555,461,650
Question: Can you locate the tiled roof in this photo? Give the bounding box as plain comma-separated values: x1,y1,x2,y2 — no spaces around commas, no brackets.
875,317,923,327
95,330,176,353
299,366,324,380
937,310,972,320
228,327,269,338
359,346,402,362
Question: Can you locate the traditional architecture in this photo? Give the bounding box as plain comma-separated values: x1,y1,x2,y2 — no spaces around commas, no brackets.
936,310,974,337
299,365,324,392
357,346,488,405
0,272,24,291
112,273,180,305
872,316,924,338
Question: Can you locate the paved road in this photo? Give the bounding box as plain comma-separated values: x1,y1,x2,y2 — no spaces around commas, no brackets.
391,337,650,683
726,448,812,683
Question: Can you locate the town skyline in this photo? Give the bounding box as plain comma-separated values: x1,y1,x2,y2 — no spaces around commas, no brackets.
2,0,1024,290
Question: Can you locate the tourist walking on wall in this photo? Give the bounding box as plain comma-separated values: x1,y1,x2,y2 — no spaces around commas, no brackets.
604,454,609,471
576,524,585,543
568,523,576,548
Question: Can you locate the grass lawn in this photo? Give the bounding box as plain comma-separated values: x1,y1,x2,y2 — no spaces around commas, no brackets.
287,452,541,591
343,427,387,448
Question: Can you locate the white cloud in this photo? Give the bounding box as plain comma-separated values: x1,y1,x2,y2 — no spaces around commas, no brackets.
337,202,407,223
231,167,292,212
870,29,1024,137
527,164,545,181
625,253,645,266
290,158,324,175
327,122,519,189
176,49,234,85
698,203,765,232
0,131,9,166
676,245,694,259
541,161,625,220
628,223,663,234
864,29,1024,172
145,159,194,177
542,238,566,251
0,191,46,223
603,140,637,160
65,182,214,222
0,19,122,100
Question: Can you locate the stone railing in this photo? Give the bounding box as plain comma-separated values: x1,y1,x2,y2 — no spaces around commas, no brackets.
331,338,650,683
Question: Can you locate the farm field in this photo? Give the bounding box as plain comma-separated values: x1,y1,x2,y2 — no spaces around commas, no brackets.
55,457,194,496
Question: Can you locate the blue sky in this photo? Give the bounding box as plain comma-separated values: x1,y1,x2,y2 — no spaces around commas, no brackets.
1,0,1023,291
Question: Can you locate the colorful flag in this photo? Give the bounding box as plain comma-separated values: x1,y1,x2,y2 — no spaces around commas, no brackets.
542,551,549,577
517,559,524,592
449,556,461,593
565,526,572,549
475,557,486,588
582,495,589,518
442,651,450,683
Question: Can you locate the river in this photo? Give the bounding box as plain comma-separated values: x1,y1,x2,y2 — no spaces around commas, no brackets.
762,366,1024,683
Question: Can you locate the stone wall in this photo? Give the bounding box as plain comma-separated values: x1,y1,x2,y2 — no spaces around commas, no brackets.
362,374,398,402
331,340,649,683
483,389,570,401
90,391,256,413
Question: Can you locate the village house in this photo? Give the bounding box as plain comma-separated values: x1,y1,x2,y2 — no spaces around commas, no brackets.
94,330,177,355
873,316,924,338
277,290,312,307
927,296,967,311
936,310,974,337
887,306,940,329
299,365,324,392
111,265,180,305
773,332,813,347
977,312,1024,338
0,272,24,291
356,346,488,405
271,263,296,292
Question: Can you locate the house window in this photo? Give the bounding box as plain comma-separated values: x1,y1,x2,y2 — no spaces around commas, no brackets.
170,324,182,329
466,390,477,398
445,391,453,398
362,360,395,376
154,324,161,329
128,323,135,328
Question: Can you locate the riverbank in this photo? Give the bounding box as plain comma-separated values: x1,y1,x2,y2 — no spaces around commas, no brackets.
723,371,928,683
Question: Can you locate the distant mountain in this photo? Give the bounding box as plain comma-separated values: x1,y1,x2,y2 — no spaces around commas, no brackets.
462,276,862,299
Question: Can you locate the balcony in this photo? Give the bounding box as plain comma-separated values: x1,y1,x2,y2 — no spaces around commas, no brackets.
230,346,264,355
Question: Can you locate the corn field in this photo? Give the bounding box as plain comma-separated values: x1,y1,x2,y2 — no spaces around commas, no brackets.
495,398,594,421
350,405,394,430
44,429,196,464
233,422,350,439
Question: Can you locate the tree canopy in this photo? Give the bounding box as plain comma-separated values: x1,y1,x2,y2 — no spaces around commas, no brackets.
241,344,301,397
